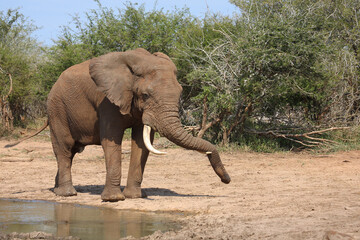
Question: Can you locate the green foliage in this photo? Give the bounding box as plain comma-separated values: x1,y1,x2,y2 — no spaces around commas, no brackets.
237,4,331,115
3,0,360,151
180,0,360,147
0,8,43,126
37,2,196,94
224,136,285,153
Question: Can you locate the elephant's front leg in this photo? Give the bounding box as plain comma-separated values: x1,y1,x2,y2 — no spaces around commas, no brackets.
123,125,153,198
101,138,125,202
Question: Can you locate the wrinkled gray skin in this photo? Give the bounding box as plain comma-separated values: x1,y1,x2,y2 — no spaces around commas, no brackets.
47,48,231,202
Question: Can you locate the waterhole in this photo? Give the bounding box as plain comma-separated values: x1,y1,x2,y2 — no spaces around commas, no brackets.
0,199,181,239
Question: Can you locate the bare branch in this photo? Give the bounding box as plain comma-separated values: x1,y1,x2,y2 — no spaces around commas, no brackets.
0,66,14,130
5,73,13,99
245,127,351,148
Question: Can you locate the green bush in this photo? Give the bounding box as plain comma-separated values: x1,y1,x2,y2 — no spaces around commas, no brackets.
2,1,360,152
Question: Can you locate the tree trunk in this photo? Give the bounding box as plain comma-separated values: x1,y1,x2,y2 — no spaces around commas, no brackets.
222,127,229,146
0,73,14,131
197,95,223,138
1,98,14,131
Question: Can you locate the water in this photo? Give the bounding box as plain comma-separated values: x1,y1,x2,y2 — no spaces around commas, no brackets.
0,199,181,239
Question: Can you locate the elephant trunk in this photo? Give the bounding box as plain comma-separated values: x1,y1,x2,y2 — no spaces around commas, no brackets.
156,112,231,184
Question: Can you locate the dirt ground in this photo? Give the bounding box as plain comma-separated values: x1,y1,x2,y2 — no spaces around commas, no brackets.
0,135,359,239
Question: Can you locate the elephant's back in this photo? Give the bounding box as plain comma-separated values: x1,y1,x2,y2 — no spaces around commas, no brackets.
48,60,105,108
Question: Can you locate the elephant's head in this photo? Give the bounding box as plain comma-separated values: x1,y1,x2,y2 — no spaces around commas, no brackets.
89,48,230,184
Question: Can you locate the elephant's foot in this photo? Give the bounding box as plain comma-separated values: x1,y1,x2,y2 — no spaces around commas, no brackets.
53,185,77,197
123,186,147,198
101,186,125,202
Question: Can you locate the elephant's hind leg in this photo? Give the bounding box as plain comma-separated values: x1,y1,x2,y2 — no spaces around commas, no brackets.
51,131,77,197
54,153,77,197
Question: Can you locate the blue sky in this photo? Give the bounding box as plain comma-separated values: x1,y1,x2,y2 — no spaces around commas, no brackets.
1,0,239,46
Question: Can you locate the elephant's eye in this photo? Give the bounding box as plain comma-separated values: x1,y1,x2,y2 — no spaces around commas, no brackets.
142,93,150,101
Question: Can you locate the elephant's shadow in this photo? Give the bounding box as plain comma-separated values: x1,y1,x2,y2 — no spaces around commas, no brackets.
72,185,217,198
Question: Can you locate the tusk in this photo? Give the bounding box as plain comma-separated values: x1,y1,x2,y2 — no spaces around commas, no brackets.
143,125,167,155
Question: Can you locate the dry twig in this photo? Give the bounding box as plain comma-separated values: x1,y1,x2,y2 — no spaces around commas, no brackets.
0,66,14,130
245,127,351,148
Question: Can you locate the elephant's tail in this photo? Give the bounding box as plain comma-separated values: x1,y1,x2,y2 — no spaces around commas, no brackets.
5,119,49,148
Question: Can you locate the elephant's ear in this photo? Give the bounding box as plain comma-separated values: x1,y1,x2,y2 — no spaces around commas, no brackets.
153,52,177,72
89,52,133,115
153,52,171,61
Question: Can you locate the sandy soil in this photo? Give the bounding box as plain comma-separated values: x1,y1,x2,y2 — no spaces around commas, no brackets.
0,135,359,239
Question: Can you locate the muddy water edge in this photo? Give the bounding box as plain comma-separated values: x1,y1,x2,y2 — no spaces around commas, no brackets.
0,199,182,239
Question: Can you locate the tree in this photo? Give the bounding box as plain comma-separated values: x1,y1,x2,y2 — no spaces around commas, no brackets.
182,1,332,145
309,0,360,125
0,67,13,130
229,0,360,126
31,0,360,148
0,8,42,130
38,2,196,94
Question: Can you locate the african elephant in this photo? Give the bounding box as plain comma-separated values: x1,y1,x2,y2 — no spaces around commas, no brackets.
46,48,230,202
